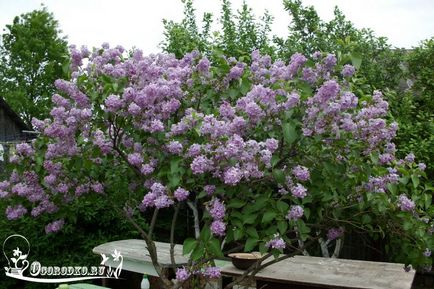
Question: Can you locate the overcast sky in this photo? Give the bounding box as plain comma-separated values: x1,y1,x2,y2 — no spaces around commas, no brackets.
0,0,433,54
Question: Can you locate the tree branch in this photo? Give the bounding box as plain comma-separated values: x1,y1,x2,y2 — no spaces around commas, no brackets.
170,204,181,267
187,200,200,239
148,207,159,237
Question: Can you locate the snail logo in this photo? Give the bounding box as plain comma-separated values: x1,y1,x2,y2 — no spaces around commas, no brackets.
3,234,123,283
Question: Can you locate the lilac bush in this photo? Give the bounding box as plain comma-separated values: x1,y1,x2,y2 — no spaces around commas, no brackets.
1,44,432,288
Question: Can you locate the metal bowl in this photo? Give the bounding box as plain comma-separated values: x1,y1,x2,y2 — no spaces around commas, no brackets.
228,252,262,270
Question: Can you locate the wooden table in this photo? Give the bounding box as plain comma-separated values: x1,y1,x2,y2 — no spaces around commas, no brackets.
93,239,188,289
220,255,416,289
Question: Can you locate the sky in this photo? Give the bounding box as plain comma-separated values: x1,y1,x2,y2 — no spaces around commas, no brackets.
0,0,433,54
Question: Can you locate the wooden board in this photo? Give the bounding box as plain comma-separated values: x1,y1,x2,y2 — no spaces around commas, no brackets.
92,239,188,267
221,255,415,289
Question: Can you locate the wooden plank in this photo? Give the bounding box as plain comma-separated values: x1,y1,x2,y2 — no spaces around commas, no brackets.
221,255,415,289
92,239,188,267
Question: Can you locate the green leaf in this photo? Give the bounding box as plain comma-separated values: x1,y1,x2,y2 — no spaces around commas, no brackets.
273,169,285,184
262,211,277,223
411,175,420,188
190,243,205,261
276,201,289,213
240,78,251,94
351,52,362,69
228,199,246,209
271,155,280,168
424,194,432,210
403,220,412,231
200,226,211,242
244,238,258,252
234,228,243,241
387,183,397,194
296,220,311,241
183,238,196,255
246,227,259,239
168,174,180,188
362,215,372,224
283,122,297,144
208,238,223,257
277,220,288,234
243,214,257,225
303,207,310,220
170,158,183,174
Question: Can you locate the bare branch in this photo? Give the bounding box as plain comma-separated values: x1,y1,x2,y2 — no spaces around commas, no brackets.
187,200,200,239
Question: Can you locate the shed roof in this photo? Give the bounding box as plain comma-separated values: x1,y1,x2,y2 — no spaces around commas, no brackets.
0,97,30,131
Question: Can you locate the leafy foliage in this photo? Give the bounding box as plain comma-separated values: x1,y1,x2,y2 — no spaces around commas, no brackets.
161,0,274,59
0,7,69,126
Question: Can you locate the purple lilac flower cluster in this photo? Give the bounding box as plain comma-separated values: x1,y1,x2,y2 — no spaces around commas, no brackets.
175,267,190,282
207,198,226,236
175,266,221,283
292,166,310,181
286,205,304,221
265,234,286,250
327,227,344,241
398,195,415,212
45,219,65,234
140,182,174,210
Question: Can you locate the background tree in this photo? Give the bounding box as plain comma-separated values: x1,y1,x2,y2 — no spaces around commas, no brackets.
0,7,69,127
161,0,274,59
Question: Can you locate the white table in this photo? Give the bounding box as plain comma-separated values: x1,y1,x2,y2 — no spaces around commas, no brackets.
92,239,188,277
221,255,416,289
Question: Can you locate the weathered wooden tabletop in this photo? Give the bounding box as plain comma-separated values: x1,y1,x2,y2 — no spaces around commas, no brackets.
92,239,188,275
221,255,416,289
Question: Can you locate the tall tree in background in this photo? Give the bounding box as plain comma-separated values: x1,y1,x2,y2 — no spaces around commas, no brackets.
0,7,69,127
161,0,274,59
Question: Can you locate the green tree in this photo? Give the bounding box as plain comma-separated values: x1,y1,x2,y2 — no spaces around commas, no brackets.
161,0,274,59
0,7,69,127
387,38,434,177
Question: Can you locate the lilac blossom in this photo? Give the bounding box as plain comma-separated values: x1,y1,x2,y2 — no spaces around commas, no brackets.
174,187,189,201
191,155,213,174
291,184,308,198
210,220,226,236
187,144,202,157
204,185,216,195
341,64,356,78
404,153,415,163
287,205,304,220
223,167,243,185
208,198,225,220
6,205,28,220
292,166,310,181
418,163,426,171
203,267,221,279
167,141,183,155
45,219,65,234
176,267,190,282
327,227,344,241
127,153,143,167
265,234,286,249
398,195,415,212
104,95,123,112
16,143,34,157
